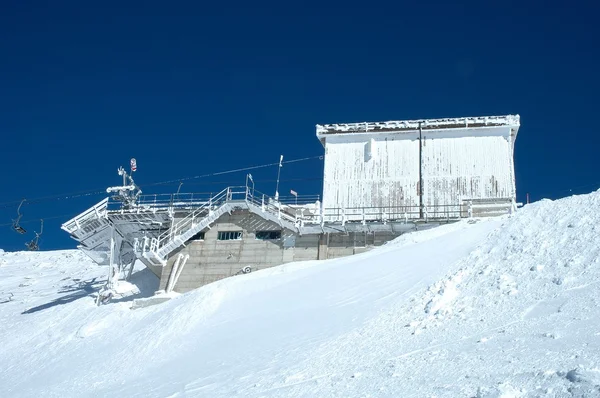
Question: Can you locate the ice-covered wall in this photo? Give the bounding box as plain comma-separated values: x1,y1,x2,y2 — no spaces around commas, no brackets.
320,124,517,212
322,132,421,212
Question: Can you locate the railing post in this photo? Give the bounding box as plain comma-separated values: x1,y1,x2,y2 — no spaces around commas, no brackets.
468,200,473,218
424,205,428,223
261,195,265,212
341,208,346,226
320,203,324,227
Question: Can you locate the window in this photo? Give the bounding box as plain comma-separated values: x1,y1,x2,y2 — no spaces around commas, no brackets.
189,231,205,241
255,230,282,240
218,231,243,241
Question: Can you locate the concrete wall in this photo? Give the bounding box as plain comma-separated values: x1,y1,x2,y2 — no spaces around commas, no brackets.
159,209,403,293
325,230,400,259
159,210,321,293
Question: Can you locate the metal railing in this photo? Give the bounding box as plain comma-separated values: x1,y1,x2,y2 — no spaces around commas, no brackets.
309,203,464,225
107,192,215,212
245,188,298,224
127,185,516,264
154,187,231,249
62,198,109,233
112,185,516,253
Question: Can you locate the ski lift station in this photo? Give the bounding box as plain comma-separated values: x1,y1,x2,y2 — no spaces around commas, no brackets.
62,114,520,298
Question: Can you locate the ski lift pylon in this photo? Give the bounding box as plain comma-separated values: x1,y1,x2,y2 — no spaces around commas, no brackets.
26,219,43,251
12,199,27,234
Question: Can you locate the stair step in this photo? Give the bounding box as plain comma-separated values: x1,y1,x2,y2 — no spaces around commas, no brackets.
144,202,234,263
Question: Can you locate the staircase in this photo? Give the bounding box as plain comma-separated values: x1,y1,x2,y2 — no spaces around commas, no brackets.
139,187,304,266
244,194,299,231
141,188,233,266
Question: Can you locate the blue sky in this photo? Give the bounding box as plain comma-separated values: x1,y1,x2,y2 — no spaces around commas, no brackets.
1,0,599,251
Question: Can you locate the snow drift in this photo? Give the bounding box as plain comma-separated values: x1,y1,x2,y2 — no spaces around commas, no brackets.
1,190,600,397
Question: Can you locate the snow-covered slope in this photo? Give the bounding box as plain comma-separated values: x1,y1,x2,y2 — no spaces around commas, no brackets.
1,191,600,397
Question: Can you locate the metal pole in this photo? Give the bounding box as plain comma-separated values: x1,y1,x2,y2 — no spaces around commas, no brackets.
247,173,255,199
418,122,424,219
108,225,116,290
275,155,283,200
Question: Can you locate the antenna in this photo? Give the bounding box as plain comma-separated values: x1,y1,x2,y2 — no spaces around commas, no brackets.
106,159,142,209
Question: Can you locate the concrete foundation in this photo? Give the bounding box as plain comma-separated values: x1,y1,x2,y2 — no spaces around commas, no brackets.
158,209,405,293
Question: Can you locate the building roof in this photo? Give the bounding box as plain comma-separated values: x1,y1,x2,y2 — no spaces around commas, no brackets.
316,115,520,141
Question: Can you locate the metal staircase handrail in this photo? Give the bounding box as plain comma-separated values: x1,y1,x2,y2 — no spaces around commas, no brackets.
244,189,298,224
151,186,301,259
155,187,230,249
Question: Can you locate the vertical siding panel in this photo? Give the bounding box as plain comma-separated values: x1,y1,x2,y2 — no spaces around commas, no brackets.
322,133,420,213
422,127,513,209
322,126,514,218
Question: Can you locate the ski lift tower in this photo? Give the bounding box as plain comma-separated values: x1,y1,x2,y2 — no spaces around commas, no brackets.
63,158,178,304
100,160,143,302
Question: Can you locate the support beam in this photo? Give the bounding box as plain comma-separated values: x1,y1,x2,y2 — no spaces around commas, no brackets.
171,254,190,293
166,254,183,293
418,121,424,219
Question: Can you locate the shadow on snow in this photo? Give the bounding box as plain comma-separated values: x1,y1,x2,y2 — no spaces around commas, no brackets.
22,277,103,314
21,268,159,313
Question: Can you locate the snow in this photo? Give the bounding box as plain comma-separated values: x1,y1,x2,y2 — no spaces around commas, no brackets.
316,114,520,134
2,190,600,397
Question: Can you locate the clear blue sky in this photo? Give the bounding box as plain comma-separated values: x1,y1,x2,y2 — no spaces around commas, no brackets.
1,0,599,251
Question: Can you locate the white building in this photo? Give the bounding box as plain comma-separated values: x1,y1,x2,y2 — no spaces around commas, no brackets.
317,115,520,220
63,114,521,299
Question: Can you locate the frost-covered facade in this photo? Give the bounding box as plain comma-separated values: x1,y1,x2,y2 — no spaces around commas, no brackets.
317,115,520,219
